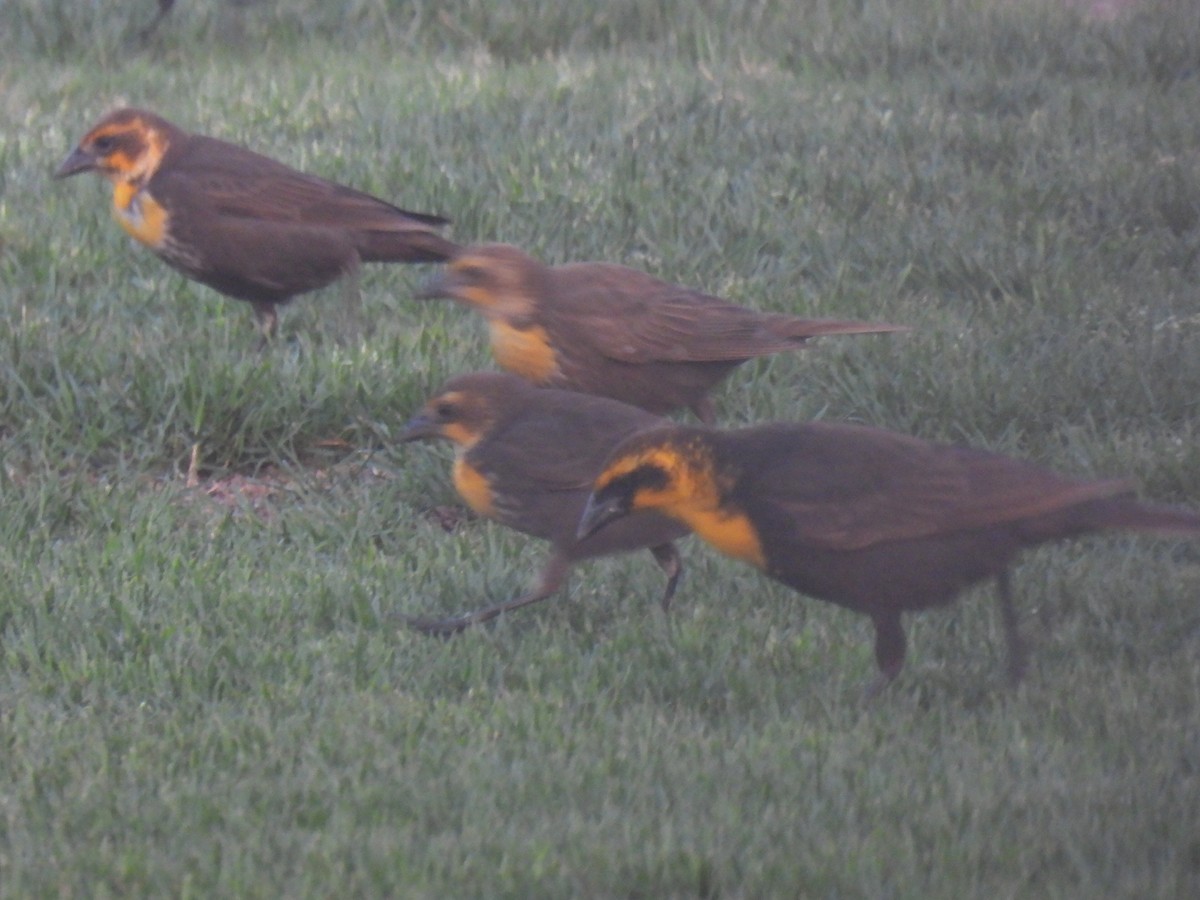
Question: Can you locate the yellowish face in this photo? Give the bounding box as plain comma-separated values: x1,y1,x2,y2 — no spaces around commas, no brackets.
78,116,169,186
438,248,539,320
593,445,694,513
403,386,500,519
58,114,172,249
418,390,490,450
595,438,767,569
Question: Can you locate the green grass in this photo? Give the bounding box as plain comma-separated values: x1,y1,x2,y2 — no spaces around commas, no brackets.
2,0,1200,895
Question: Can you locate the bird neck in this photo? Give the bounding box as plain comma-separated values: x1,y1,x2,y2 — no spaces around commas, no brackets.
487,319,561,383
111,180,168,248
670,488,767,570
643,442,768,570
452,454,496,518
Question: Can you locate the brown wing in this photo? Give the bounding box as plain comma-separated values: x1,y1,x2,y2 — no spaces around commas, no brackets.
549,263,900,364
477,392,663,496
469,391,671,544
735,422,1135,551
156,214,358,301
156,134,448,230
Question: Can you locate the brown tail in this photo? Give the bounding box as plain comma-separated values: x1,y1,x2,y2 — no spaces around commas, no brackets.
359,230,461,264
1014,490,1200,544
765,314,911,342
1093,497,1200,536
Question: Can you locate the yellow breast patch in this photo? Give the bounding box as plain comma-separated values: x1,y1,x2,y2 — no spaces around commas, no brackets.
111,181,168,249
677,506,767,570
453,456,496,518
488,321,560,383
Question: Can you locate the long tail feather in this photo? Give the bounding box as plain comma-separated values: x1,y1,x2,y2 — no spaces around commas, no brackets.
766,315,911,340
360,231,460,264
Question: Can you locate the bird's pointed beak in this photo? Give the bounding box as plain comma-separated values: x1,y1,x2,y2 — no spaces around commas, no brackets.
54,147,97,179
577,492,628,541
398,412,440,442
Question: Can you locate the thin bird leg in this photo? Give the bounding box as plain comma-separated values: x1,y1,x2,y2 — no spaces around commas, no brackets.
403,554,570,638
337,256,365,345
251,301,279,350
649,543,683,614
864,610,906,700
996,570,1028,686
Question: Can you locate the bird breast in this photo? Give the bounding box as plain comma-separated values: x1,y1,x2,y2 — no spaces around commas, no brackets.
111,181,169,250
487,320,561,383
452,456,498,519
681,504,768,569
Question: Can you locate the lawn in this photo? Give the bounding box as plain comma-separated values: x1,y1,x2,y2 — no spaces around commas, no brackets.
1,0,1199,896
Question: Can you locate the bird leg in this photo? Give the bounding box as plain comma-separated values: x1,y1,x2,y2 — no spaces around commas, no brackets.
336,257,365,345
996,570,1028,686
649,543,683,613
864,611,906,699
251,301,279,350
402,554,570,638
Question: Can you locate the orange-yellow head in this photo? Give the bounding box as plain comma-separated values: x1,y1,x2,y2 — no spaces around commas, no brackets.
579,427,767,568
415,244,546,321
54,107,175,187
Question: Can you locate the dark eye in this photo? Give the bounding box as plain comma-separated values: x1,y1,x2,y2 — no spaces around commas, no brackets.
434,401,456,420
92,135,117,153
457,264,485,282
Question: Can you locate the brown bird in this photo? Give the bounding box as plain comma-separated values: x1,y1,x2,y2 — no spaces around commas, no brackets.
399,371,690,635
55,107,457,341
578,421,1200,694
416,243,907,423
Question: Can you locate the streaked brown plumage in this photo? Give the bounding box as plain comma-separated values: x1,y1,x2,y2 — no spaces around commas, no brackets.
579,421,1200,694
55,107,457,340
416,243,908,423
399,371,690,635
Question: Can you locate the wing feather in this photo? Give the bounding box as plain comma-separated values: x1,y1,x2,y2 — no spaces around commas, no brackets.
548,264,901,363
738,423,1134,551
157,134,447,230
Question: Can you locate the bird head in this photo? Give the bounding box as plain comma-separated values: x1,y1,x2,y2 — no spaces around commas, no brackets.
55,107,174,186
415,244,544,321
577,428,707,539
400,372,531,450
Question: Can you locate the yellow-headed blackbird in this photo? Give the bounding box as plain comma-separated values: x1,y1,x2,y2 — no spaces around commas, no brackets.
55,107,457,340
416,243,908,423
400,371,690,635
579,421,1200,694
